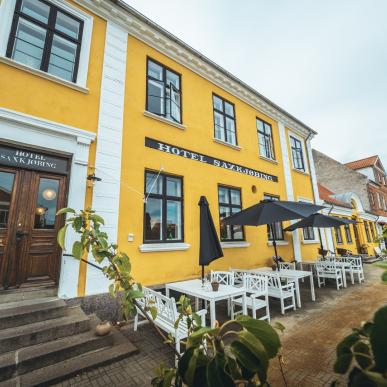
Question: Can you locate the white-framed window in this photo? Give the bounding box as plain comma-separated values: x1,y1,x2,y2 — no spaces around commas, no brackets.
213,94,237,146
290,135,306,172
257,118,275,160
0,0,93,88
298,198,317,241
264,194,284,240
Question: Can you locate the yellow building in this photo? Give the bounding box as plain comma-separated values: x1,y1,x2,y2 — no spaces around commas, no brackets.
0,0,323,298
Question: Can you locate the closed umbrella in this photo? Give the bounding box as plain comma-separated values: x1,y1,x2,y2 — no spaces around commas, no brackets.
284,213,356,258
224,199,325,270
199,196,223,281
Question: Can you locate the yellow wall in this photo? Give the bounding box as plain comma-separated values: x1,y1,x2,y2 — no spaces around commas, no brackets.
117,36,304,286
0,1,106,134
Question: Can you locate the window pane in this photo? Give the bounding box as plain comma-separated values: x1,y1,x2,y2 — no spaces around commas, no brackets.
148,79,164,115
166,200,181,240
148,60,163,80
167,85,181,123
225,117,236,144
219,206,231,240
213,95,223,112
144,198,162,241
166,177,181,197
12,18,46,70
214,111,225,141
0,172,15,228
256,119,264,132
224,102,234,117
55,12,81,39
145,173,162,194
218,187,229,204
48,34,77,81
21,0,50,23
230,189,241,205
34,178,59,229
264,123,271,135
166,70,179,89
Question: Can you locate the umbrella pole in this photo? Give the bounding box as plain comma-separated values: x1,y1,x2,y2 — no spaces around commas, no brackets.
201,265,204,283
318,229,325,259
271,223,280,271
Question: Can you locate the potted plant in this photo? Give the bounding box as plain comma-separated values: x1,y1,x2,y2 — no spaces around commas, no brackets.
211,280,219,291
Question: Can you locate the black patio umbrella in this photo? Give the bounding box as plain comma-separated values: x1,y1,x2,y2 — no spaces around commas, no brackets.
284,213,356,258
224,199,325,270
199,196,224,281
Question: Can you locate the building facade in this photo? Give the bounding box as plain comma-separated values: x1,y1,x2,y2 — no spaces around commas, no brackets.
0,0,322,299
313,150,386,254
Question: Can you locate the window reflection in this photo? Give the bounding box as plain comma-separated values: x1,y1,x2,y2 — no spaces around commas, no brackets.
0,172,15,228
34,178,59,229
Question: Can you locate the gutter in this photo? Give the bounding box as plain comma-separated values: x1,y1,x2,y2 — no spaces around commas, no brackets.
110,0,317,136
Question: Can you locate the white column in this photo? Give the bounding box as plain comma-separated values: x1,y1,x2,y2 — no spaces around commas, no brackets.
85,22,128,295
278,122,301,261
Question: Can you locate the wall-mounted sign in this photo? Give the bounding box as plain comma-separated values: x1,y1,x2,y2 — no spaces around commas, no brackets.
145,137,278,182
0,145,68,174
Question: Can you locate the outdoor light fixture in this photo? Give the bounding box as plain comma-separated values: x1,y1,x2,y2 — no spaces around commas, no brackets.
87,173,102,186
42,188,57,200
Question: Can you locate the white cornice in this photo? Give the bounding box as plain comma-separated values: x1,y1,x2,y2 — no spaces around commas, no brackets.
0,108,96,144
74,0,315,138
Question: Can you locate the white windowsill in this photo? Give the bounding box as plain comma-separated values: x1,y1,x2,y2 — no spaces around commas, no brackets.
292,168,309,176
267,241,289,246
221,241,250,249
139,243,191,252
213,138,242,151
302,240,320,245
143,111,186,130
259,155,278,165
0,56,89,93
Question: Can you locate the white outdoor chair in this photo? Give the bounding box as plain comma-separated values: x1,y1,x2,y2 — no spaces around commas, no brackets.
231,274,270,321
316,261,343,290
134,287,207,365
229,268,248,287
279,262,296,270
210,271,235,315
266,273,296,315
343,256,364,284
375,246,387,261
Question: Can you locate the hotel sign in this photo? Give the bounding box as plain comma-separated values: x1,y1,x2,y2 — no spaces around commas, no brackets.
0,145,68,174
145,137,278,182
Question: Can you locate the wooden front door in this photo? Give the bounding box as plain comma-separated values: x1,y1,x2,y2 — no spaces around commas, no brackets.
0,167,67,289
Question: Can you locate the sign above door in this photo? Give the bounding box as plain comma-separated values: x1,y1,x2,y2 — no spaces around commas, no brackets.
0,145,69,174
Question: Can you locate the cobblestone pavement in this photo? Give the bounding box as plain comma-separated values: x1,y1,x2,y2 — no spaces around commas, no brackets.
56,265,387,387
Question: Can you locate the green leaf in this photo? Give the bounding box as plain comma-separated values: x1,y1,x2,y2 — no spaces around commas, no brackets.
353,341,372,369
56,207,76,215
184,348,198,385
236,316,281,358
72,241,84,259
149,306,157,320
206,354,234,387
370,305,387,371
57,224,68,250
334,353,353,374
381,271,387,284
336,333,359,357
363,371,387,386
90,214,105,225
73,217,83,232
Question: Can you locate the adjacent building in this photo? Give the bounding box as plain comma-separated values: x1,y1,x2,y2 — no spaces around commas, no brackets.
313,150,386,254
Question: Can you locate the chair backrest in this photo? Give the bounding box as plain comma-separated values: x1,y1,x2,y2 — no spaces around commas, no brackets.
279,262,295,270
211,271,234,286
243,274,268,295
316,260,338,273
266,272,282,289
139,287,178,326
229,268,248,286
374,246,381,255
343,256,362,269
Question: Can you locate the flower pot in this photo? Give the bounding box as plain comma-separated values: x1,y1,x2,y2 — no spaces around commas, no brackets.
271,265,277,271
95,321,112,336
211,281,219,291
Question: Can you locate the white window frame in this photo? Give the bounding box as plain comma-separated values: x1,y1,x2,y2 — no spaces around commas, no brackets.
288,131,309,174
0,0,93,91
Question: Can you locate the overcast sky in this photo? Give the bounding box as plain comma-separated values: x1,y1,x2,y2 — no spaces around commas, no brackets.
124,0,387,166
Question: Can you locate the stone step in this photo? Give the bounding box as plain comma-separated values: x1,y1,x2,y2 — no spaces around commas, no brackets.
0,307,90,354
0,286,57,305
0,317,113,382
0,298,67,330
0,326,138,387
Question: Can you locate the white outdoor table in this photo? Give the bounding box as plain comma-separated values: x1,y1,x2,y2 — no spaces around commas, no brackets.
248,267,315,308
301,260,352,288
165,279,247,328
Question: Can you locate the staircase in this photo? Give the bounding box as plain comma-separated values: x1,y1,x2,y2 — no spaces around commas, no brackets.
0,297,138,386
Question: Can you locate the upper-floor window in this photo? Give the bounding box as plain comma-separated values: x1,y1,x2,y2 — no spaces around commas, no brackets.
369,192,375,207
257,118,275,160
6,0,83,83
146,58,182,123
144,170,183,243
334,227,343,244
290,136,306,172
213,94,237,146
344,224,352,243
264,194,284,241
218,185,244,241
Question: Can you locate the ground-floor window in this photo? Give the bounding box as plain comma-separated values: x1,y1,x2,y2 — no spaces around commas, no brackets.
264,194,284,240
334,227,343,244
218,185,244,241
344,224,352,243
144,170,183,243
364,221,371,243
303,227,315,241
